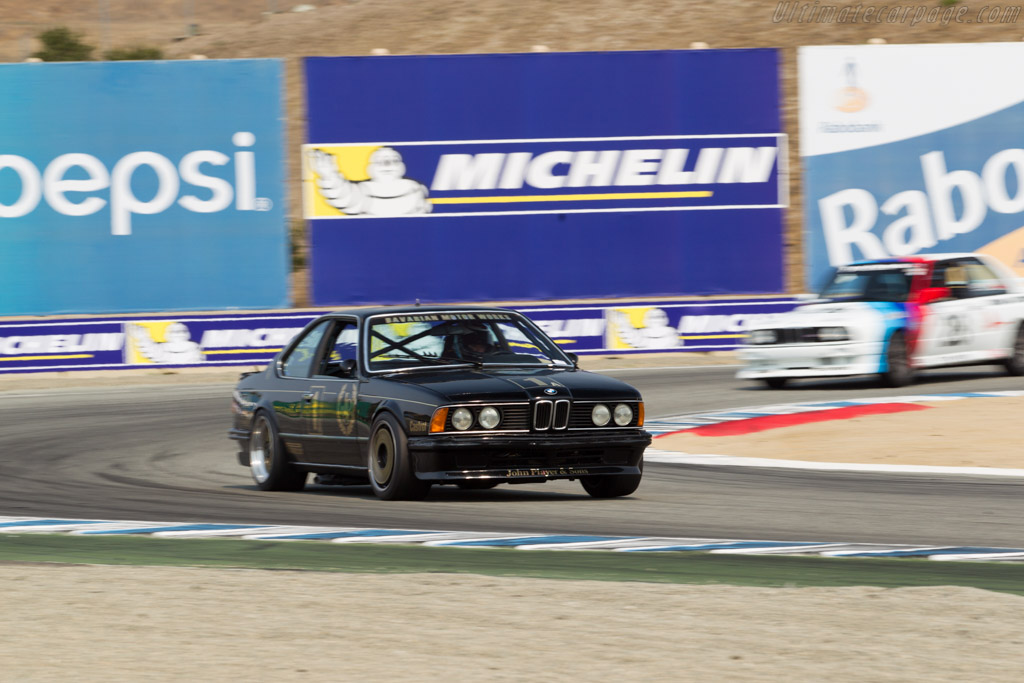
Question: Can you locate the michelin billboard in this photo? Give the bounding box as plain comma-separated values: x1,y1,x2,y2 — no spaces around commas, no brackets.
0,297,797,373
304,50,787,305
0,60,287,316
801,43,1024,290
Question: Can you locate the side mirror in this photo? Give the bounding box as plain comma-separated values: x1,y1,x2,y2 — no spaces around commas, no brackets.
566,352,579,367
917,286,951,305
325,358,357,378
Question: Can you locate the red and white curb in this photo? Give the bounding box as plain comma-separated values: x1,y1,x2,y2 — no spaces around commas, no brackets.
644,391,1024,477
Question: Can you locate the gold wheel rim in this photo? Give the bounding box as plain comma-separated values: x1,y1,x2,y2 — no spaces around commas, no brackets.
370,424,395,486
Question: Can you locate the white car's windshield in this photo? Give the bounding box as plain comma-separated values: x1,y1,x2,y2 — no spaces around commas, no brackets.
819,265,914,303
366,311,573,372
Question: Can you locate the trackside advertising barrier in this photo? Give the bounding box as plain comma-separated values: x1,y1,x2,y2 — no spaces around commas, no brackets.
0,297,797,373
0,60,288,316
801,43,1024,290
303,50,787,306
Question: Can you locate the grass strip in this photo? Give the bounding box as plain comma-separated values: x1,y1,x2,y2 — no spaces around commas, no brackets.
2,533,1024,595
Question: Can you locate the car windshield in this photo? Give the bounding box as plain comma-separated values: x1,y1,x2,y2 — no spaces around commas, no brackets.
366,311,574,372
818,265,914,303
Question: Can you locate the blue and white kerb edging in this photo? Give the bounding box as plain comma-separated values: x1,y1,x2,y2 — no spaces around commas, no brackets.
1,516,1022,562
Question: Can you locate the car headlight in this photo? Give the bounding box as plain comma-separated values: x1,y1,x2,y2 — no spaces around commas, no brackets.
613,403,633,426
478,406,500,430
748,329,777,345
451,407,473,431
817,326,849,342
591,404,611,426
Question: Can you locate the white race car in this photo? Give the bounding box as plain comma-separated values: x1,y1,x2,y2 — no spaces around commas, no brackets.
738,253,1024,388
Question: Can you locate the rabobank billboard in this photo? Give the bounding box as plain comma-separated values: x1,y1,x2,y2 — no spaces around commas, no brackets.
801,43,1024,290
304,50,786,305
0,60,287,315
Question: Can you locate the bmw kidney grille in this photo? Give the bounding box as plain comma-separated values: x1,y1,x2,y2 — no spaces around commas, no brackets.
533,399,570,430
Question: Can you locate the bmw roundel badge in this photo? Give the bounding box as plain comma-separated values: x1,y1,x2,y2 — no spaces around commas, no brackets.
544,388,557,395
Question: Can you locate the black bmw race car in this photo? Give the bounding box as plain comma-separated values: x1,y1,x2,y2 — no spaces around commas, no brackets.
229,306,651,500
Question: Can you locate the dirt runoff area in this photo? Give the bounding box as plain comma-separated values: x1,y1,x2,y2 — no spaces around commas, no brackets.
2,565,1023,682
655,396,1024,469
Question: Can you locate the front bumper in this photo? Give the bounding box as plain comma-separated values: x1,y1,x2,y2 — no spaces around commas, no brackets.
737,340,883,380
406,431,651,482
228,428,250,442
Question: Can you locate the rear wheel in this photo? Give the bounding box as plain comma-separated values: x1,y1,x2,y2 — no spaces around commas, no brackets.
249,412,306,491
763,377,788,389
880,330,913,388
580,460,643,499
1003,324,1024,376
368,414,431,501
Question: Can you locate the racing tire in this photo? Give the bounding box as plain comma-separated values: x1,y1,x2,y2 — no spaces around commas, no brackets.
763,377,788,389
880,330,914,388
1003,324,1024,376
248,412,307,492
368,413,431,501
580,460,643,499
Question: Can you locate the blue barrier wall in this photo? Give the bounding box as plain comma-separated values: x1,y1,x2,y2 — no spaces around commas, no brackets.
0,298,796,373
0,60,288,316
304,50,786,306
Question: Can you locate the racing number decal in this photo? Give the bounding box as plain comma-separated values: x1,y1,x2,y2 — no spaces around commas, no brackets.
940,314,968,347
308,384,357,436
307,386,326,434
335,383,357,436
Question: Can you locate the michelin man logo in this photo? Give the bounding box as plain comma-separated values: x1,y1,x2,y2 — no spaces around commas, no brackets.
308,147,431,216
127,322,204,365
607,308,680,350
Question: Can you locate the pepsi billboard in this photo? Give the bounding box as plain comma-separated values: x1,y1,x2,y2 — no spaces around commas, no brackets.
801,43,1024,289
304,50,786,305
0,59,288,316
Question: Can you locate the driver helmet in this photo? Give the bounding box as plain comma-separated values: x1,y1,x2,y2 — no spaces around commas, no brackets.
462,328,496,356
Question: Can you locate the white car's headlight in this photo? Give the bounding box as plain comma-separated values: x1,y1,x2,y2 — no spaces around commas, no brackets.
451,407,473,431
748,329,777,345
478,406,500,430
817,326,849,342
613,403,633,426
591,404,611,426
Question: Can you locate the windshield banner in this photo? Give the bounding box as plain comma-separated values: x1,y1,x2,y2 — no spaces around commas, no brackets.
304,50,786,305
800,43,1024,290
0,298,796,373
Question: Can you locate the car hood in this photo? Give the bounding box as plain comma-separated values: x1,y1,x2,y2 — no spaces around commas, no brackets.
386,367,643,403
772,301,903,327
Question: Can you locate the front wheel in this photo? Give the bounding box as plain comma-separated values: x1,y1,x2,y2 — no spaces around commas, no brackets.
368,414,431,501
879,330,913,388
763,377,788,389
1003,324,1024,376
580,460,643,499
248,412,306,491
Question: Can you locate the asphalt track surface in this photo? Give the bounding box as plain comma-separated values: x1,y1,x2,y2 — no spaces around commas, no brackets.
1,365,1022,549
